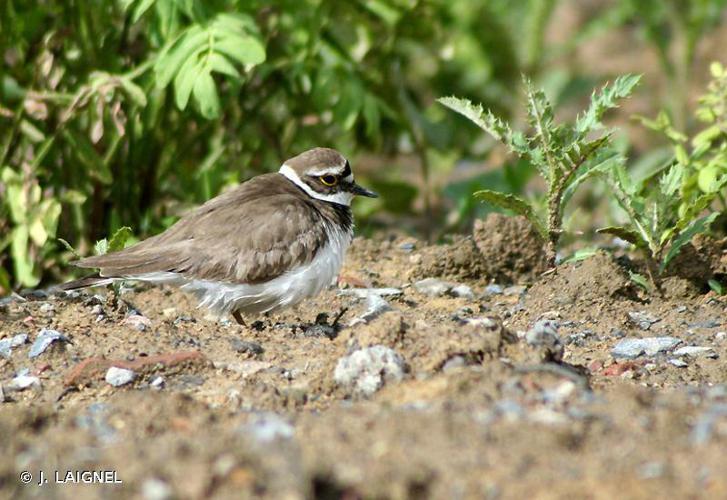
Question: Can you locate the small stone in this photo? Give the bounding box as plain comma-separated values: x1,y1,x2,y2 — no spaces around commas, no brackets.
150,376,165,389
688,319,721,329
676,305,688,313
442,355,467,372
639,461,665,479
414,278,454,297
334,345,406,396
7,373,40,391
503,285,526,296
0,385,5,403
28,329,69,358
484,284,504,295
350,294,392,326
338,288,402,298
229,338,264,355
524,320,564,362
241,412,294,442
716,332,726,342
123,314,152,332
0,333,28,359
142,478,173,500
451,285,474,299
105,367,136,387
627,311,660,330
612,337,681,359
39,303,55,314
399,242,416,252
673,346,718,359
669,358,688,368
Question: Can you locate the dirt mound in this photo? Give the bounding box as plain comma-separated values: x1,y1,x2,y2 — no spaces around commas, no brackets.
473,213,549,283
525,251,637,310
410,235,488,282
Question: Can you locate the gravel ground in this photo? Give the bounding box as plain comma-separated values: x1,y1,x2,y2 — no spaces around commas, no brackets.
1,230,726,499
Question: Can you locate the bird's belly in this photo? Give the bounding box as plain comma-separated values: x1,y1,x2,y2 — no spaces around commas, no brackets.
180,228,352,316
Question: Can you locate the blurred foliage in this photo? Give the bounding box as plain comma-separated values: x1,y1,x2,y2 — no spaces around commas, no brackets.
440,75,640,265
1,0,727,292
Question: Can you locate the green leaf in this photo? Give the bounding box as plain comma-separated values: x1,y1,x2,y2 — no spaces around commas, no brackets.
661,212,719,272
192,71,220,119
562,247,598,264
474,189,547,239
437,96,527,154
596,226,643,246
11,226,40,288
708,279,725,295
108,227,133,252
576,74,640,135
628,271,650,291
57,238,81,259
94,238,109,256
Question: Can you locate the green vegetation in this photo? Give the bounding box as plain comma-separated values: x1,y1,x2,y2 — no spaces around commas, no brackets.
439,75,640,266
2,0,727,293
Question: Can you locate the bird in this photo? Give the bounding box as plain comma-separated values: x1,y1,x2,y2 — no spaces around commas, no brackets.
60,147,378,325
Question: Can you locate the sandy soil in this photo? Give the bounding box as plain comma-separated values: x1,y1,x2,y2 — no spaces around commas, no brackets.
1,222,727,499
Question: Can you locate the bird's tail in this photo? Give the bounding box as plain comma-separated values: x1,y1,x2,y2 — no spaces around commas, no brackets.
56,273,114,291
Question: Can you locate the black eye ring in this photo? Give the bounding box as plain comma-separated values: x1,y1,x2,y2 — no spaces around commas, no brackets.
320,175,338,186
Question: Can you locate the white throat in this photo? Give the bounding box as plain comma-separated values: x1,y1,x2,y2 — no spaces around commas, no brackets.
279,164,354,206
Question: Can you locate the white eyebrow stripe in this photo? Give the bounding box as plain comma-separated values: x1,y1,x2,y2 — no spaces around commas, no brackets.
305,167,345,176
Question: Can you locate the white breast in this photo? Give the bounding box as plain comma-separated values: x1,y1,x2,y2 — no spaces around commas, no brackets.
131,225,352,317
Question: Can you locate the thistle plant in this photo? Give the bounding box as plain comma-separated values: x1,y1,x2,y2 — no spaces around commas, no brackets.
439,75,641,266
597,62,727,290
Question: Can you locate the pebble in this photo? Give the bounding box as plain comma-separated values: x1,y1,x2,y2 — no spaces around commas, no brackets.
503,285,527,296
105,367,136,387
334,345,406,396
142,478,173,500
150,376,165,389
350,294,392,325
123,314,152,332
668,358,688,368
39,302,55,314
28,329,69,358
691,403,727,445
414,278,454,297
76,402,117,443
524,320,564,362
0,385,5,403
611,337,681,359
7,372,40,391
0,333,28,358
627,311,660,330
688,319,721,329
229,338,264,355
398,242,416,252
673,346,718,359
451,284,474,299
241,412,294,442
716,332,727,342
484,284,504,295
338,288,402,298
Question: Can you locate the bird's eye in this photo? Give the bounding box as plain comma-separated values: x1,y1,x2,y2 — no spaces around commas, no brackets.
319,175,338,186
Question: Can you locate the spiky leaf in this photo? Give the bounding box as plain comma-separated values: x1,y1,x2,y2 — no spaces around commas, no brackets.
437,97,527,154
661,212,718,272
576,74,641,135
596,226,643,246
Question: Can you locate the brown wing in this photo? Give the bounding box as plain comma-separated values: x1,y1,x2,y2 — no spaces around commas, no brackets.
74,175,327,284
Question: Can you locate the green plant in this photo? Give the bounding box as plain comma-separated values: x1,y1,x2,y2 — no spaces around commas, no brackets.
596,62,727,290
597,162,718,289
439,74,640,266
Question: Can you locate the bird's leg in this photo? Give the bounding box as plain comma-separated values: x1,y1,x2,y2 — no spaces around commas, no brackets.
232,310,246,326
